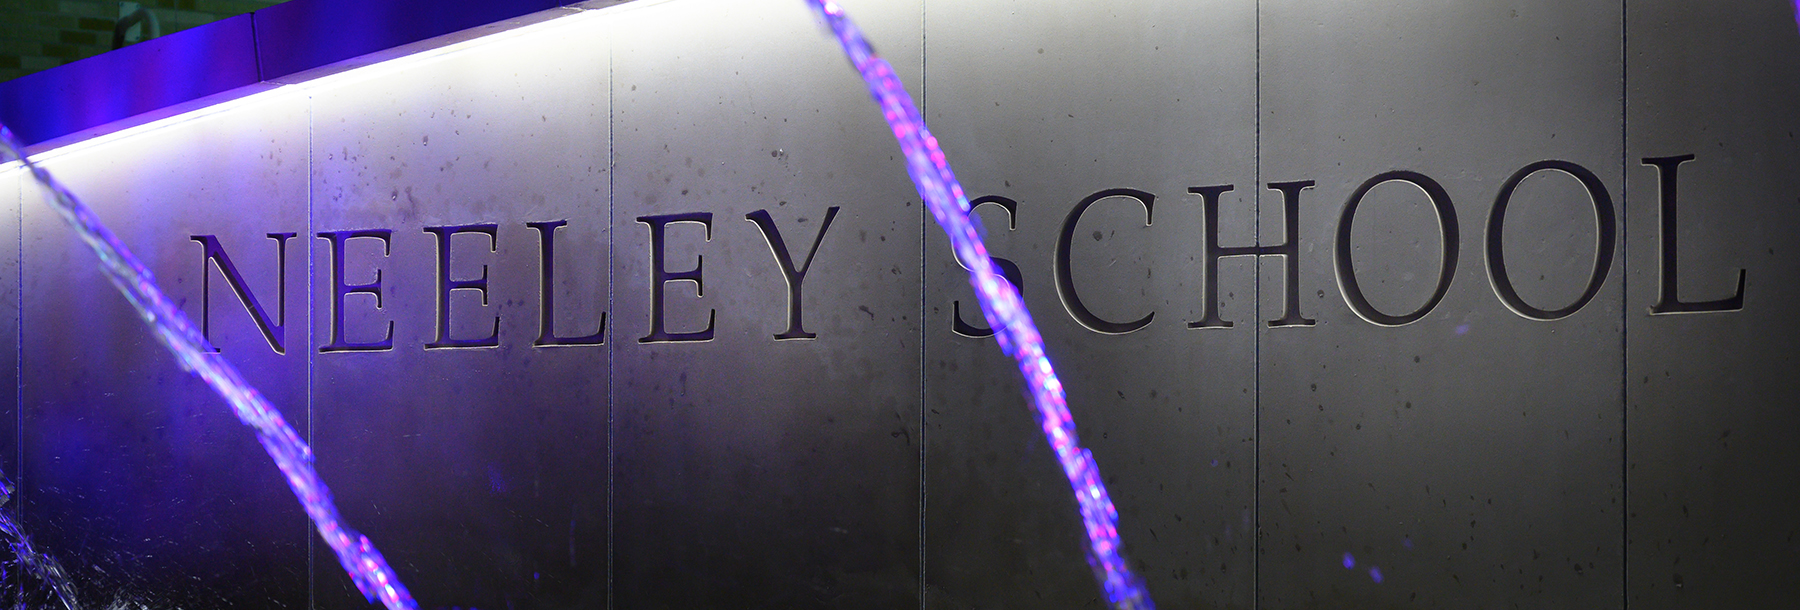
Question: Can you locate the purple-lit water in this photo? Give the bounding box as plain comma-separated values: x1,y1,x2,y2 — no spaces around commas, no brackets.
0,474,81,610
0,1,1156,606
0,125,418,610
803,2,1154,608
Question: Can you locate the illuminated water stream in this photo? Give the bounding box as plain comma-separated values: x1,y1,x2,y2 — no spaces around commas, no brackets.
0,473,80,610
0,1,1154,607
804,1,1153,608
0,125,418,610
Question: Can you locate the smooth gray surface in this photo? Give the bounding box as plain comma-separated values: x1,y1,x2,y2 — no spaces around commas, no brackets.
305,16,613,607
19,94,313,607
1624,3,1800,608
609,0,923,607
923,2,1259,609
0,166,17,520
1258,1,1625,608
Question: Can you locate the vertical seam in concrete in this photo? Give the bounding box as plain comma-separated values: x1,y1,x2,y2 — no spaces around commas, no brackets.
305,89,317,610
1252,2,1263,609
917,1,929,608
605,38,617,610
1618,1,1630,608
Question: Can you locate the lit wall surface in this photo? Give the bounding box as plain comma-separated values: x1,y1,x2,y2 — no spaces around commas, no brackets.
1,0,1796,608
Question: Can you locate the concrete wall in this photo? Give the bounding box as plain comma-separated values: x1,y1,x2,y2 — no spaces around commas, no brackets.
1,0,1795,608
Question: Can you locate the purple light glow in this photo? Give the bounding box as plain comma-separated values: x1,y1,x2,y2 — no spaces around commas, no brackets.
0,476,80,610
0,125,417,610
803,2,1152,609
1342,552,1356,569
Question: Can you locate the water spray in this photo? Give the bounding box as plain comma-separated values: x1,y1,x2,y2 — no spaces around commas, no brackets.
803,2,1155,608
0,125,418,610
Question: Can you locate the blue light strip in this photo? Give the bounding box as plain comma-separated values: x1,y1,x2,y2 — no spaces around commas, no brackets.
0,124,418,610
802,2,1153,608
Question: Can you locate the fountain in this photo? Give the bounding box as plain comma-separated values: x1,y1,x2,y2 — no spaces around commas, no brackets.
0,472,80,610
802,2,1149,607
0,123,418,609
0,1,1149,607
5,1,1799,608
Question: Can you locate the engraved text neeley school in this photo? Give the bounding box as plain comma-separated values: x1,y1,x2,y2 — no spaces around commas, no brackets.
186,154,1746,354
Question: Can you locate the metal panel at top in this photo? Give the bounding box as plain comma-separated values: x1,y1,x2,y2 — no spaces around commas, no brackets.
609,0,924,607
1624,3,1800,608
923,2,1259,609
19,92,313,607
0,13,261,148
1258,1,1624,608
304,10,613,608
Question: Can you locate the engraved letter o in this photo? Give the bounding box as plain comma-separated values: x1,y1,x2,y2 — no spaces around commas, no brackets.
1334,171,1460,327
1485,160,1616,321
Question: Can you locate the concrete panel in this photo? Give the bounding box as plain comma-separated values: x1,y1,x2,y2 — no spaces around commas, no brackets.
1258,2,1624,608
1624,3,1800,608
0,166,17,511
304,11,612,608
608,0,923,607
923,2,1259,609
20,93,312,607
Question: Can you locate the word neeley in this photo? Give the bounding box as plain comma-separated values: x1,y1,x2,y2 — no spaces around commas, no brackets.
191,206,840,354
190,155,1744,354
